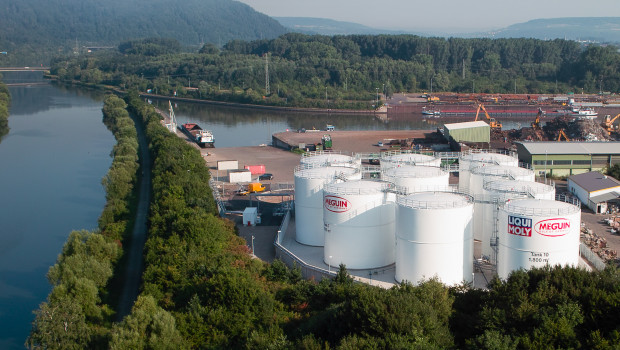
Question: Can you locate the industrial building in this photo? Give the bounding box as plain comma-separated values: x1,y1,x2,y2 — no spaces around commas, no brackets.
443,121,490,144
515,141,620,177
568,171,620,214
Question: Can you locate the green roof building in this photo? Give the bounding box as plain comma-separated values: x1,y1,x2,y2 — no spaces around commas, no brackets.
443,121,490,143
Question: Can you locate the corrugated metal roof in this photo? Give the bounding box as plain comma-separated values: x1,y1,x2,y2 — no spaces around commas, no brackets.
589,191,620,203
568,171,620,193
516,141,620,155
444,121,490,130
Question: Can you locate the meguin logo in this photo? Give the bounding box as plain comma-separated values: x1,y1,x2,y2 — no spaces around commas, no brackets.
535,218,571,237
324,195,351,213
507,215,532,237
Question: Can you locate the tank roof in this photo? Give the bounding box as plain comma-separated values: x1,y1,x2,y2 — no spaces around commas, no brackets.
295,166,358,179
398,192,472,209
382,153,436,161
484,179,554,194
383,165,446,178
471,164,532,177
502,198,580,216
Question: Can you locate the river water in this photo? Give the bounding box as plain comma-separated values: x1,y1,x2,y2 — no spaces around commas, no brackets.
0,72,115,349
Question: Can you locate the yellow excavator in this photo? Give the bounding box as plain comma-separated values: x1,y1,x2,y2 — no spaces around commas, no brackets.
602,113,620,133
531,108,544,129
557,129,570,141
474,103,502,129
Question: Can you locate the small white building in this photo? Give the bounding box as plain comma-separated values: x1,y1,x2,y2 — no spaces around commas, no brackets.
243,207,259,226
568,171,620,214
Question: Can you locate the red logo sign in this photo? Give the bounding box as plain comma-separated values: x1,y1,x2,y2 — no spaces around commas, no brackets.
535,218,571,237
324,195,351,213
508,215,532,237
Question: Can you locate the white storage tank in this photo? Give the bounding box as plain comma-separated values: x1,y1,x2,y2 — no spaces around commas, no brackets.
300,151,360,169
323,181,395,269
294,166,362,246
395,192,474,286
478,180,556,260
469,165,534,197
382,165,449,194
458,151,518,192
497,199,581,280
380,152,441,171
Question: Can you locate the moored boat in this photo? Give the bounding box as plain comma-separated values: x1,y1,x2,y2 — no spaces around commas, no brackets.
180,123,214,147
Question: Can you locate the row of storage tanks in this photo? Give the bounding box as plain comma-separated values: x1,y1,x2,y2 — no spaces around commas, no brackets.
294,151,581,285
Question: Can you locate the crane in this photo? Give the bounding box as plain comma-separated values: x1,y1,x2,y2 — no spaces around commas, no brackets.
474,103,502,129
557,129,570,141
602,113,620,133
531,108,544,129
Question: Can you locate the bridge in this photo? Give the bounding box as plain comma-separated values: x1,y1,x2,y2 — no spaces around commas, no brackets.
0,67,50,72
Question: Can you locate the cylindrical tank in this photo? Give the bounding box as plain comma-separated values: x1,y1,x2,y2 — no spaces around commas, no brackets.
497,199,581,280
469,165,534,197
323,181,395,269
478,180,556,260
382,165,449,194
380,152,441,171
300,151,360,169
458,151,518,192
294,166,362,246
395,192,474,285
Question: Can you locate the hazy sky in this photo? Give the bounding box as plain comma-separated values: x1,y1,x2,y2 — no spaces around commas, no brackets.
236,0,620,32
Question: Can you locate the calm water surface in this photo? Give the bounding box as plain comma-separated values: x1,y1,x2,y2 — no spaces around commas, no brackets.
0,72,114,349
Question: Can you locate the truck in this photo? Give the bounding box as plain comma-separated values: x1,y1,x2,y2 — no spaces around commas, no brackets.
238,182,266,195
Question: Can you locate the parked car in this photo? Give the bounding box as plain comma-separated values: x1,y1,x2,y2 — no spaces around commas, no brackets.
259,173,273,180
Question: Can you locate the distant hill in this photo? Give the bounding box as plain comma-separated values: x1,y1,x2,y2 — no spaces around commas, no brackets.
0,0,288,64
275,17,411,36
483,17,620,43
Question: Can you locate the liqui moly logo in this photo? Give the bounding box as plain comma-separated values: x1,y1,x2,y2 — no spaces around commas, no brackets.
324,195,351,213
535,218,571,237
508,215,532,237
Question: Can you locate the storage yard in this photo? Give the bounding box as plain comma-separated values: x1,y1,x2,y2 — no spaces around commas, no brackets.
165,93,620,288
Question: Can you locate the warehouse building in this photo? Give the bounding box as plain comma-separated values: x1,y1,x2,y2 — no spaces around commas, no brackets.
568,171,620,214
515,141,620,177
443,121,490,144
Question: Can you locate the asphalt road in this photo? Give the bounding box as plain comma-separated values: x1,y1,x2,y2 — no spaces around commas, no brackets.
116,114,152,320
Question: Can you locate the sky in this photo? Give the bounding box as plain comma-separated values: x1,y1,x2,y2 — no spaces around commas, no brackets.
236,0,620,32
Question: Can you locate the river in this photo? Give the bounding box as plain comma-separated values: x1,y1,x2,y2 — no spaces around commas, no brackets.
0,72,115,349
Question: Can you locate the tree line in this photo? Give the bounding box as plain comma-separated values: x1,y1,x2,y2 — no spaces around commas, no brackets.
50,34,620,110
27,93,620,348
0,79,9,142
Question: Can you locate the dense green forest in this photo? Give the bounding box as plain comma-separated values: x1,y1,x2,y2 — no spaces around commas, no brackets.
50,34,620,110
0,0,287,66
28,94,620,348
0,78,10,142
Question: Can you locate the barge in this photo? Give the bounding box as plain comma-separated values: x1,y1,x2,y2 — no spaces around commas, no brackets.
180,123,214,147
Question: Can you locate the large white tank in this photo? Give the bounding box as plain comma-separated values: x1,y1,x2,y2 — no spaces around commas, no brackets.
395,192,474,285
323,181,395,269
469,165,534,197
382,165,449,194
478,180,556,260
497,199,581,280
300,151,360,168
294,166,362,246
458,151,518,192
380,152,441,171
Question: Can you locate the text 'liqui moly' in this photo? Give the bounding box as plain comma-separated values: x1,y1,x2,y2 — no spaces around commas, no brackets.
508,215,532,237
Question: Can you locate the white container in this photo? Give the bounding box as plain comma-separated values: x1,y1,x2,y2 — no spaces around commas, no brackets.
300,151,360,168
323,181,395,269
228,169,252,183
477,180,556,260
382,165,449,194
497,199,581,280
217,160,239,171
294,166,362,246
395,192,474,286
380,152,441,171
458,151,518,192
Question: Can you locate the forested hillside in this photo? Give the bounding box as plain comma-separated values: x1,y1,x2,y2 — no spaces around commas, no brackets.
51,34,620,109
0,79,10,142
494,17,620,44
0,0,288,65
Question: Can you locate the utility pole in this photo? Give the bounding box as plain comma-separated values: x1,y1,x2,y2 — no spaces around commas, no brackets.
264,53,270,95
462,58,465,79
